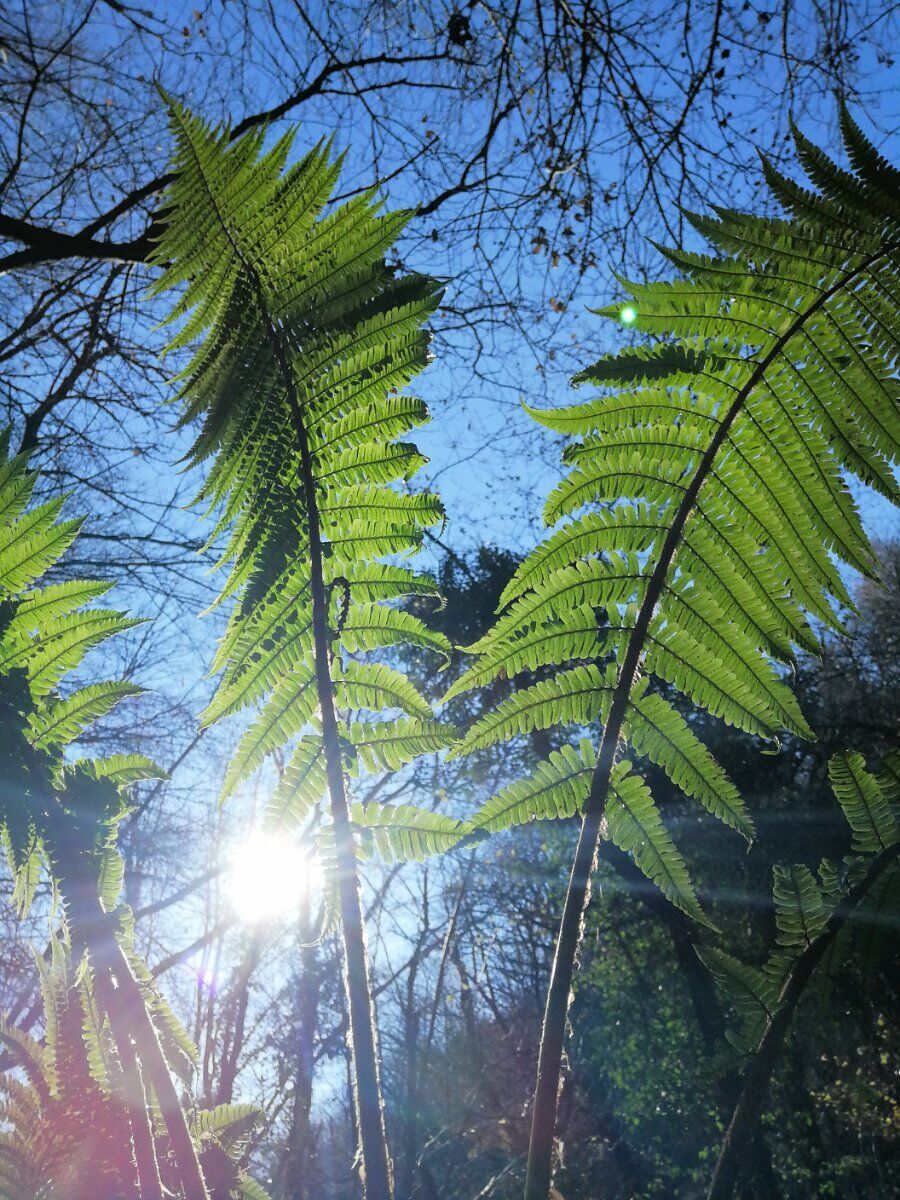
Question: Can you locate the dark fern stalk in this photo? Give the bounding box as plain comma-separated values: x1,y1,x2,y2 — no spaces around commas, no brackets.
149,98,465,1199
443,107,900,1199
271,280,393,1198
99,1006,163,1200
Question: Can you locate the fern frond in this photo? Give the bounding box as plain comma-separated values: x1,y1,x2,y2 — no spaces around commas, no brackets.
343,717,456,774
76,753,167,786
699,747,900,1081
0,500,82,594
350,802,471,862
829,750,898,854
0,442,147,915
473,740,595,832
194,1102,261,1154
772,864,829,949
152,95,447,845
0,1015,52,1098
77,967,113,1091
1,609,145,697
452,665,613,756
151,99,451,1188
451,108,899,931
623,691,752,838
27,681,143,749
604,762,709,925
694,947,776,1053
266,734,325,828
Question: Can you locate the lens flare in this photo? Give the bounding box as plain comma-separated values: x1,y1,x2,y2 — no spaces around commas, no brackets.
227,830,317,923
619,304,637,325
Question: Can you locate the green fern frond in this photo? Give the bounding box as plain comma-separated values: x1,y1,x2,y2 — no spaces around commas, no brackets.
237,1178,276,1200
350,802,471,862
1,609,145,697
194,1103,261,1148
604,762,710,925
266,734,326,828
27,681,144,749
332,660,433,721
0,499,82,594
472,747,707,923
474,740,595,832
829,750,898,854
694,947,776,1054
699,749,900,1058
95,845,125,912
0,1020,51,1105
151,96,451,852
772,864,829,949
451,108,899,922
878,748,900,793
623,691,752,838
343,717,457,774
452,664,614,756
76,753,167,787
0,443,148,913
78,966,112,1091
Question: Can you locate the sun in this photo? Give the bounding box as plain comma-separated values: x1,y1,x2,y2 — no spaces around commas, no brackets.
226,830,318,923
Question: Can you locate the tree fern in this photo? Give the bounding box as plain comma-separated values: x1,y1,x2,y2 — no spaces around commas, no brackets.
701,751,899,1199
446,106,900,1199
0,439,211,1200
149,96,459,1199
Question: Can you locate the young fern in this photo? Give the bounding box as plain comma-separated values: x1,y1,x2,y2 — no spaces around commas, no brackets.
149,98,462,1199
0,437,214,1200
446,106,900,1199
702,750,899,1200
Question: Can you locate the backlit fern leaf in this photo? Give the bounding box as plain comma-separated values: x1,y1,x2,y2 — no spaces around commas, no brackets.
0,443,155,904
150,96,456,838
829,749,898,855
454,105,899,927
351,802,471,863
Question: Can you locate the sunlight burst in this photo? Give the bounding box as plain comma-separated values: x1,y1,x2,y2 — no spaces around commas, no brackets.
226,831,318,923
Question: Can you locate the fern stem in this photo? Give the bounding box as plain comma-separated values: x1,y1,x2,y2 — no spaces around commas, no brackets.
523,251,883,1200
706,841,899,1200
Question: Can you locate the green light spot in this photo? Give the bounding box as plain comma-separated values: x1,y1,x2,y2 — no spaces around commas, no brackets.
620,304,637,325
